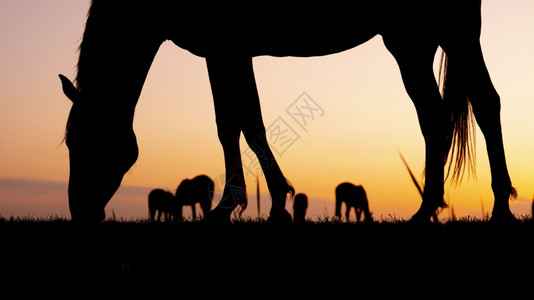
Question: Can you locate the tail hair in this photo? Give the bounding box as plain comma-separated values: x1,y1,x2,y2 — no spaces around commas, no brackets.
438,50,477,184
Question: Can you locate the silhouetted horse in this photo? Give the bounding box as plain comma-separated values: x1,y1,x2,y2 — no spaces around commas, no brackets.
148,188,175,221
335,183,373,222
175,175,214,221
60,0,516,224
293,193,308,224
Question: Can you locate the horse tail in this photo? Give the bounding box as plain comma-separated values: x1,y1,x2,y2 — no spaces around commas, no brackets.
438,50,476,184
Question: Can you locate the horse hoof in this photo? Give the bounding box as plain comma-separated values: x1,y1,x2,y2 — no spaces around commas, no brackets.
268,209,292,224
71,208,106,224
409,211,433,224
489,211,519,226
205,208,232,225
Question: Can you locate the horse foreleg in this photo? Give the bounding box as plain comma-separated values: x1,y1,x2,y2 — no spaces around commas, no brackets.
175,204,184,222
240,58,293,223
205,56,248,223
412,94,450,222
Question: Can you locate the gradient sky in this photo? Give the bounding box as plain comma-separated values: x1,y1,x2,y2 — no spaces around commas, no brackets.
1,0,533,220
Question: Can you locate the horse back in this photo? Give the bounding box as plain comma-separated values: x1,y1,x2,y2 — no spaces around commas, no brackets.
148,189,174,211
175,175,214,206
336,182,367,206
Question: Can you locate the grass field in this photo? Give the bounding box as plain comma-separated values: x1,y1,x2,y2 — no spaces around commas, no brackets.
2,216,533,295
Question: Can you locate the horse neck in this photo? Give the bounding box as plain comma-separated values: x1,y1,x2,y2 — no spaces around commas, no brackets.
75,0,163,125
76,50,159,120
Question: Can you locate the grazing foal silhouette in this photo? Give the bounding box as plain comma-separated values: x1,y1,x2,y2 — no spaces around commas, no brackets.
335,183,373,222
293,193,309,224
175,175,214,221
148,189,175,221
147,175,213,221
60,1,516,224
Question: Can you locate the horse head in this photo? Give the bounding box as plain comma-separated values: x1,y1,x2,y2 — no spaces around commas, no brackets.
60,74,139,223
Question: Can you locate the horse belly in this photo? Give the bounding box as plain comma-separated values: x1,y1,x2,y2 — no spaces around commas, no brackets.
167,3,379,58
252,27,378,57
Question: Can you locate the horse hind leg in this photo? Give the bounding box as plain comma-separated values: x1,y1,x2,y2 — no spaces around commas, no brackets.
356,208,362,222
200,199,212,219
149,207,155,221
445,43,517,223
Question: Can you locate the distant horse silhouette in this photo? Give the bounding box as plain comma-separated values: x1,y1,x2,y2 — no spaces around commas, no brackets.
335,183,373,222
60,1,516,224
293,193,308,224
175,175,214,221
148,189,175,221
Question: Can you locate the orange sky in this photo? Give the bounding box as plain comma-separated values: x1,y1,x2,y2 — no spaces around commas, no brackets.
1,0,533,220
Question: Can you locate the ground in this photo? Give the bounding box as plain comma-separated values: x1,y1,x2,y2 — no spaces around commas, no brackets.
2,217,532,295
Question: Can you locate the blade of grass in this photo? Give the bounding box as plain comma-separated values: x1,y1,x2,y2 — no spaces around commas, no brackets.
398,150,423,197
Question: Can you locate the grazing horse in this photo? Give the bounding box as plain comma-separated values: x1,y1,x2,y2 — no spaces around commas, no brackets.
148,188,175,221
175,175,214,221
59,0,516,224
335,183,373,222
293,193,309,224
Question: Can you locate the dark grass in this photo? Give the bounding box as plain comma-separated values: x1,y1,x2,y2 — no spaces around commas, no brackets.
2,216,533,295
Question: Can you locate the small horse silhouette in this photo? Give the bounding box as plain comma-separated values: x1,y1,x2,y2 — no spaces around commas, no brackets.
175,175,214,221
293,193,308,224
335,183,373,222
148,188,175,221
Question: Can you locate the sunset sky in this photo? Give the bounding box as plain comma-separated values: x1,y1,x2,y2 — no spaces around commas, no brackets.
1,0,533,220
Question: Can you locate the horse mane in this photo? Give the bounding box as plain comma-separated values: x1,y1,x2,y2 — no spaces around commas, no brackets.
63,0,104,142
74,0,98,91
